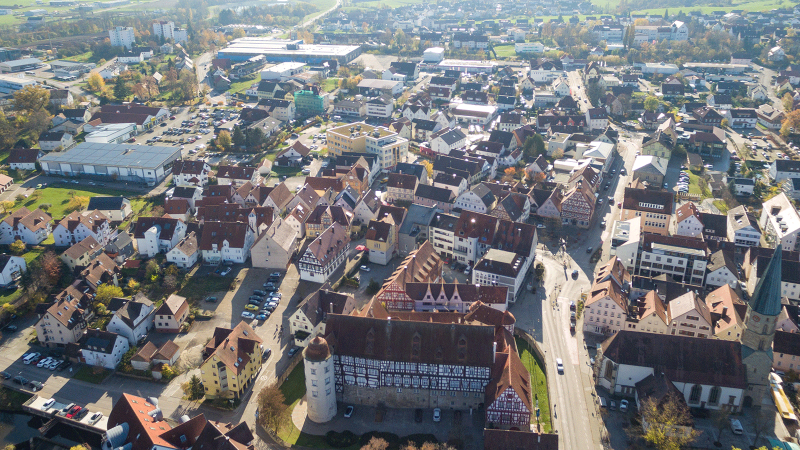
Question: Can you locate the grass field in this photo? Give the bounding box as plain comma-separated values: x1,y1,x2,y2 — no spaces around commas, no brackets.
23,185,133,220
276,362,340,448
515,337,552,433
227,74,257,95
493,44,518,59
64,51,94,63
686,170,710,197
303,0,336,24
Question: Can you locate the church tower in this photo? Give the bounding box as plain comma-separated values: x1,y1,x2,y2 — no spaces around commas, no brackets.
741,244,783,408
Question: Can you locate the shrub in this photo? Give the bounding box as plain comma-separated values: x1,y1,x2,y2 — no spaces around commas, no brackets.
324,430,358,448
359,432,399,447
399,434,438,448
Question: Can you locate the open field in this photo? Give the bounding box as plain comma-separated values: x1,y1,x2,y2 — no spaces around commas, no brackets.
22,185,139,220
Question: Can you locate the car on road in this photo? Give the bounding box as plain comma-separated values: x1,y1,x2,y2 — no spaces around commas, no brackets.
244,304,259,311
415,409,423,423
0,371,9,380
262,348,272,360
464,266,471,275
66,405,82,419
204,296,217,303
586,246,593,253
600,220,606,229
433,408,441,422
360,265,370,271
288,347,300,357
42,399,56,410
88,412,103,425
619,399,629,412
556,358,564,374
571,269,579,278
730,418,743,435
241,311,255,320
344,405,354,418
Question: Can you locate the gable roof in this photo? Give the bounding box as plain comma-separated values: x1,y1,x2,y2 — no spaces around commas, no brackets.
199,221,249,250
155,294,188,318
202,321,263,375
297,289,353,327
7,148,39,164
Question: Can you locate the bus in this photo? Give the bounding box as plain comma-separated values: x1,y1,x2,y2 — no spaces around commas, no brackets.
770,372,798,425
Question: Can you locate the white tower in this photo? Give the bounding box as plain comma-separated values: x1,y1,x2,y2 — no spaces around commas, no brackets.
303,336,336,423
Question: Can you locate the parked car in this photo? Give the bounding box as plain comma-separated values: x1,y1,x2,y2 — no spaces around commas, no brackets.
609,400,617,411
360,265,370,272
288,347,300,357
28,381,43,391
262,348,272,361
42,398,56,410
66,405,82,419
344,405,354,418
730,418,743,435
88,412,103,425
59,403,75,416
241,311,255,319
433,408,441,422
619,399,629,412
0,371,10,380
244,304,259,311
255,314,268,321
205,296,217,303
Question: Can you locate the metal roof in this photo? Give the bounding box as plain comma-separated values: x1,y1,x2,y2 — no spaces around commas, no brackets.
39,142,180,170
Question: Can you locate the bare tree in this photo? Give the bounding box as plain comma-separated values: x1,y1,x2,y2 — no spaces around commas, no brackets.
256,384,290,434
628,393,699,450
710,409,730,444
751,409,773,447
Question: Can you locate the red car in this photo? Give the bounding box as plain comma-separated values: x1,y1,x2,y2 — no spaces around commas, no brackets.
66,405,82,419
170,115,176,120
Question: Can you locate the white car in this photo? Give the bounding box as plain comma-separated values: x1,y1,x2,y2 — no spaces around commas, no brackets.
619,399,629,412
360,265,370,272
433,408,441,422
37,357,52,368
556,358,564,374
241,311,255,320
88,412,103,425
730,418,743,435
42,398,56,410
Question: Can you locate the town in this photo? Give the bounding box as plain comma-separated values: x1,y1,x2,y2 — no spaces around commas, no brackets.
0,1,798,450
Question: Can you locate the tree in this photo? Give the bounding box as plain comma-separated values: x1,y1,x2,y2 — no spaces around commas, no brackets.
421,160,433,178
552,148,564,159
184,374,204,400
217,130,232,151
631,392,699,450
95,284,123,306
113,78,131,101
162,274,178,291
120,346,137,370
232,127,246,150
624,23,636,49
720,118,729,128
64,196,89,214
69,445,88,450
710,409,730,444
781,110,800,137
256,384,290,434
160,364,176,379
361,438,389,450
750,409,772,447
145,259,160,281
13,85,50,113
9,240,25,255
644,96,660,113
87,72,106,94
41,251,62,286
783,92,795,112
0,201,13,214
586,80,603,107
523,134,546,161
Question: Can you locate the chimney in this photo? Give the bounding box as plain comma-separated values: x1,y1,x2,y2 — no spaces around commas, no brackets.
722,306,728,317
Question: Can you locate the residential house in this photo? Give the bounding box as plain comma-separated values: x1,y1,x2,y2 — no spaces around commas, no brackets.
133,216,186,257
54,210,112,247
290,289,355,347
472,249,528,303
675,202,703,238
74,329,129,369
200,221,254,264
154,294,189,333
251,217,298,270
560,184,595,228
60,236,102,270
455,184,497,215
298,223,350,283
216,165,256,187
39,131,73,151
705,249,739,288
35,295,87,347
761,193,800,251
107,295,155,345
172,160,211,187
414,184,456,214
632,155,668,187
86,197,132,222
770,159,800,182
583,280,628,335
430,128,468,155
166,231,199,269
200,321,263,398
386,173,418,203
274,142,311,167
7,148,40,170
727,205,761,247
0,207,52,245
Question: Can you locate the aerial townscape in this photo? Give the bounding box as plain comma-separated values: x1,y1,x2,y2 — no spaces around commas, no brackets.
2,1,800,450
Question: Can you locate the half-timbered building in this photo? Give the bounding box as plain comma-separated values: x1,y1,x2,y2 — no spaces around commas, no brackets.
375,240,444,310
298,223,350,283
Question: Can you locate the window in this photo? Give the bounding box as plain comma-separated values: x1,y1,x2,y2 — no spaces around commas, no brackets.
689,385,702,403
708,386,721,405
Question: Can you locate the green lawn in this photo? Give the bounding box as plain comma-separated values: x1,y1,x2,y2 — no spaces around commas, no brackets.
302,0,336,23
515,337,552,433
227,74,257,95
73,365,111,384
64,51,94,63
178,272,235,302
686,171,710,197
277,362,338,448
321,78,338,92
26,185,132,221
493,44,518,59
271,166,302,178
713,199,729,214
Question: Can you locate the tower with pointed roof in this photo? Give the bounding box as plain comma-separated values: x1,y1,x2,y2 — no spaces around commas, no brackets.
741,244,783,408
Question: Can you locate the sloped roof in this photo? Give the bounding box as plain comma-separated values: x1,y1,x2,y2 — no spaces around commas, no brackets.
297,289,353,327
305,222,349,263
202,321,262,375
199,221,249,250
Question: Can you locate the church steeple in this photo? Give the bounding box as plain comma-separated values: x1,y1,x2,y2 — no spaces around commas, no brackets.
750,244,783,317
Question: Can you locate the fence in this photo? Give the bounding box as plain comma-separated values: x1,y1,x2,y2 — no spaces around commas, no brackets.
677,192,702,201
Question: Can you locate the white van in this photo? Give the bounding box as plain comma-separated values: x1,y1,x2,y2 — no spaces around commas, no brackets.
23,353,39,364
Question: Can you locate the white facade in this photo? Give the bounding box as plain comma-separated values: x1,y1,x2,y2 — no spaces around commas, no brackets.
303,347,337,423
135,221,187,257
201,229,254,264
0,256,25,286
761,193,800,252
705,265,738,289
81,333,129,369
515,42,544,54
454,190,490,214
107,302,155,345
676,214,703,238
153,21,187,43
108,26,135,50
423,47,445,63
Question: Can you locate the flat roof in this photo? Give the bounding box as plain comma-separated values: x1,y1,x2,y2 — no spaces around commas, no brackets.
222,37,360,57
357,79,402,89
0,58,42,67
328,122,394,138
438,59,497,68
683,62,749,70
263,61,305,71
451,103,498,114
0,74,36,85
40,142,180,169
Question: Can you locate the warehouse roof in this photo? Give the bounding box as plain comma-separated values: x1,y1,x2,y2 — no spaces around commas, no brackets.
39,142,180,170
